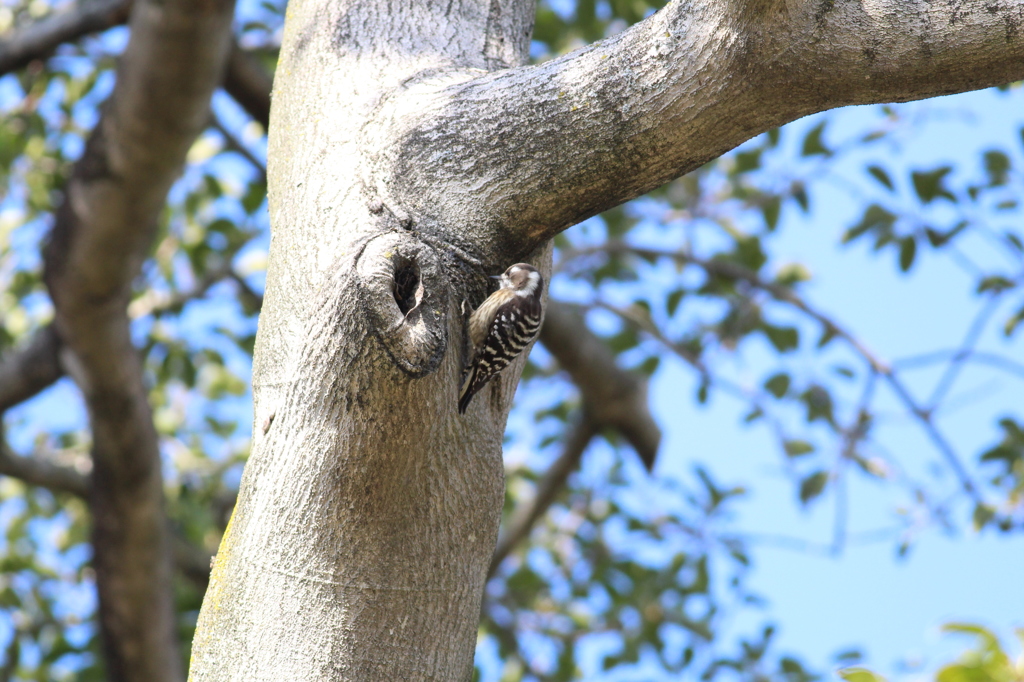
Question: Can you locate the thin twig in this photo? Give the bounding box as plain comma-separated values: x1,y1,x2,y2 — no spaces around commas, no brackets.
567,242,986,507
893,349,1024,379
209,114,267,179
737,525,902,556
592,299,813,450
831,372,877,555
129,262,236,319
927,293,1003,409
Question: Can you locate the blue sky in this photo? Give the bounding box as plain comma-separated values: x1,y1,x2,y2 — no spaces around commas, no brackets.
638,86,1024,677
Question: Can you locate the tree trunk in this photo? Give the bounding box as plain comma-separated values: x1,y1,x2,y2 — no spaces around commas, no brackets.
189,0,1024,679
39,0,236,679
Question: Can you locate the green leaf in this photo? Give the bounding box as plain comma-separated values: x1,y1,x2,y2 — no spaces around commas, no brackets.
833,649,864,665
800,385,835,425
637,356,660,376
666,288,685,316
832,365,855,379
762,323,799,352
972,503,996,531
924,221,968,248
1004,301,1024,336
817,325,839,348
937,623,1016,682
607,326,640,352
843,204,896,244
983,149,1011,186
866,165,894,191
911,166,956,203
801,120,831,157
734,149,762,173
764,373,791,398
775,263,812,285
977,275,1015,293
799,471,828,504
242,179,268,214
791,182,809,212
898,236,917,272
761,195,782,230
838,667,887,682
783,440,815,457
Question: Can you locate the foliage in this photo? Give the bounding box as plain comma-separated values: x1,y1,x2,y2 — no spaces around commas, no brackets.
0,0,1021,680
839,623,1024,682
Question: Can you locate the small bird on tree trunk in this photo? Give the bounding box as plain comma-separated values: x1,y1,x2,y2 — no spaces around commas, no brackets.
459,263,544,414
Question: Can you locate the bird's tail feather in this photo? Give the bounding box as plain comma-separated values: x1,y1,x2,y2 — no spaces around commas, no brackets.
458,367,477,414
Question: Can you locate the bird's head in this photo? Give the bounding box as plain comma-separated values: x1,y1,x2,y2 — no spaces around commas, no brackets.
500,263,543,297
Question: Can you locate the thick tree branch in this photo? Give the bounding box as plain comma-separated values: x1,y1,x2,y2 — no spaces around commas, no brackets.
0,437,90,498
372,0,1024,263
541,301,660,468
0,439,215,588
41,0,235,680
0,0,130,74
0,326,62,413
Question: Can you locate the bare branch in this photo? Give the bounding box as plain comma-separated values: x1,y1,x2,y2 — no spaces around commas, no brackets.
209,114,266,178
894,350,1024,381
222,42,272,129
128,261,235,319
571,241,986,508
0,0,131,75
489,415,599,578
831,371,877,555
541,301,660,467
40,0,236,678
0,325,62,413
0,438,89,498
0,438,216,589
738,525,901,556
927,293,1002,410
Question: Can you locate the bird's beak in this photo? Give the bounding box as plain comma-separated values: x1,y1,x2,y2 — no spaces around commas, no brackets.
490,275,502,279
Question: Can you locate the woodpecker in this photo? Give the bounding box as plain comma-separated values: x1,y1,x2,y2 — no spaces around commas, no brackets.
459,263,544,414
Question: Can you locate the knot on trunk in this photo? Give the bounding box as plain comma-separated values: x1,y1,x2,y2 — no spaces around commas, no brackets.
356,232,448,377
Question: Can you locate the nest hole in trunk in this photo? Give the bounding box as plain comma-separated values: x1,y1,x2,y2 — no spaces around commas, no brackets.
392,257,421,315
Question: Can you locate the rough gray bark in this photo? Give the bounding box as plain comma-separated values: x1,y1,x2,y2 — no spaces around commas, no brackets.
40,0,236,679
190,0,1024,679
